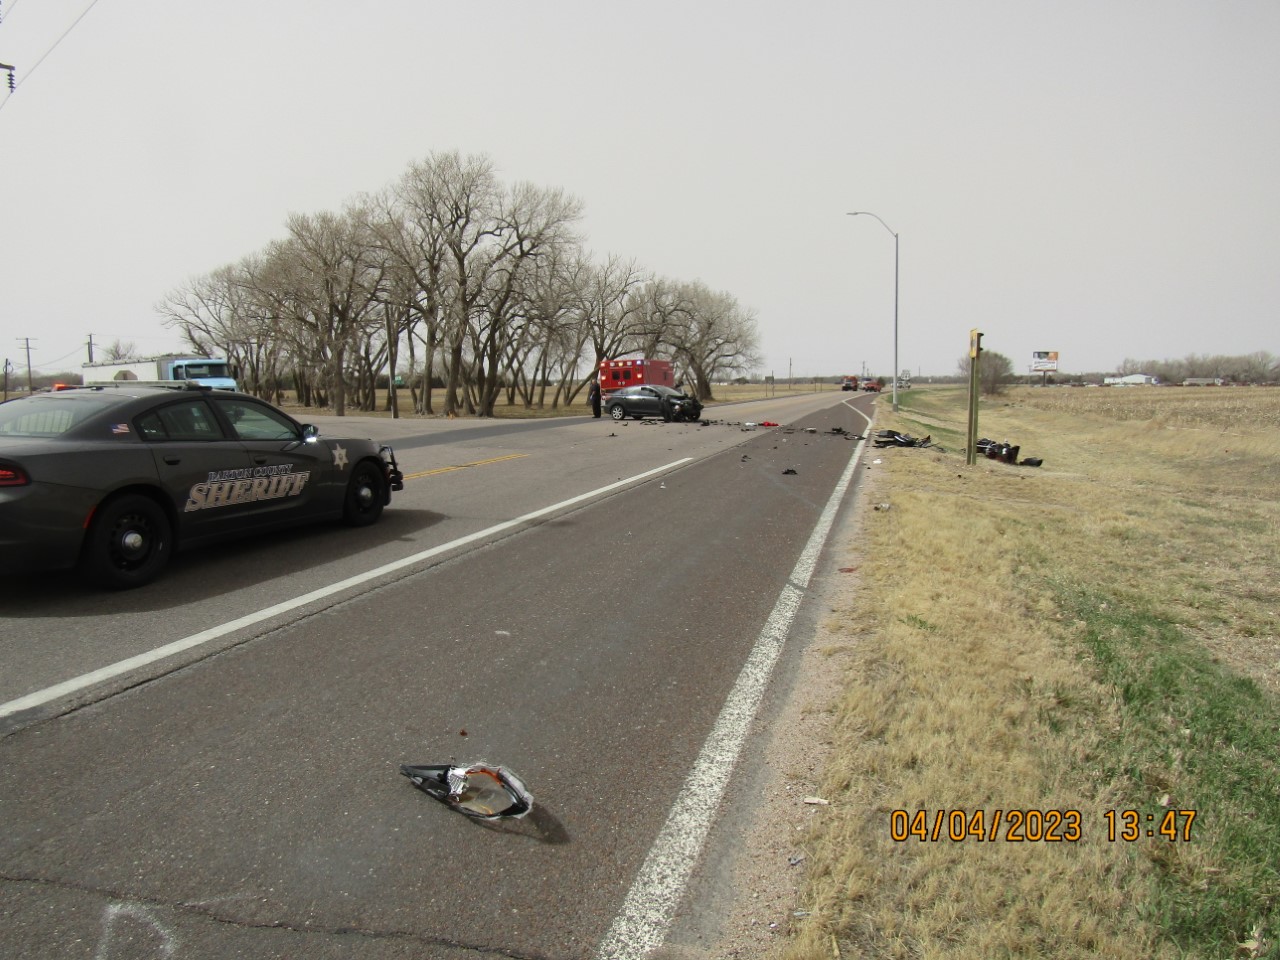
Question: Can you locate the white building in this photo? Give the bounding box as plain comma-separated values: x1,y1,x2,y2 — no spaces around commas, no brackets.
1103,374,1160,386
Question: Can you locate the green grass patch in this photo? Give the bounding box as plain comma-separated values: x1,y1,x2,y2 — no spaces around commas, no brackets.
1055,581,1280,954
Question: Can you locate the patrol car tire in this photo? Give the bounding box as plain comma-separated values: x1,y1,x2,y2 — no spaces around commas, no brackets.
81,493,173,590
609,404,626,421
343,460,386,527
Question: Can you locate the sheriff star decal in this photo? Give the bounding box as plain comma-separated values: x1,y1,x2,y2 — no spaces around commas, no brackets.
332,444,349,470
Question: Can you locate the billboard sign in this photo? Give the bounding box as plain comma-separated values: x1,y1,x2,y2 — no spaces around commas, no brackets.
1031,351,1059,372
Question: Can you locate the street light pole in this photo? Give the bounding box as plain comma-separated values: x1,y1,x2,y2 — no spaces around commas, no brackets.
847,211,899,412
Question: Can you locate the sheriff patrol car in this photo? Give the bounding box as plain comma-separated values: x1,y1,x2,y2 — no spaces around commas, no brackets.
0,383,403,589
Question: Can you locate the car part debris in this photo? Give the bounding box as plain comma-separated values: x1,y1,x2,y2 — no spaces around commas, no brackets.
782,468,798,475
976,438,1043,466
400,762,533,819
873,430,932,448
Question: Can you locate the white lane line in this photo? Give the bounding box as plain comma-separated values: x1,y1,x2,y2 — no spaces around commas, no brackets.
596,412,871,960
1,458,693,720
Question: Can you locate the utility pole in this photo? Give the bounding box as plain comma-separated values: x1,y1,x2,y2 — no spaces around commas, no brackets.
3,358,13,401
18,337,35,393
86,333,96,364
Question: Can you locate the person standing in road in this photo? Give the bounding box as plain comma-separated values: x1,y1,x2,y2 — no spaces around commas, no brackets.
588,378,602,418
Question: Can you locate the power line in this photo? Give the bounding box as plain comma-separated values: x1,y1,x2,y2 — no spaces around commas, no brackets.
0,0,106,113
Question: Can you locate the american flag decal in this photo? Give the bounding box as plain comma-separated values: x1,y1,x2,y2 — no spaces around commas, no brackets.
111,423,131,434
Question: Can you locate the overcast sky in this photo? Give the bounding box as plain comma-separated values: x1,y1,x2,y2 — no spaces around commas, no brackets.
2,0,1277,381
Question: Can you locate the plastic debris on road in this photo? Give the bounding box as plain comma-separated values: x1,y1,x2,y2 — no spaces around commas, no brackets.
401,762,534,820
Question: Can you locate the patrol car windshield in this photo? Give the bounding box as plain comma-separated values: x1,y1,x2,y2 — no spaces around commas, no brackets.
0,396,104,437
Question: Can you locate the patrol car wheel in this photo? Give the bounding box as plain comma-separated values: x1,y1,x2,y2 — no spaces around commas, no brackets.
343,461,386,526
81,494,172,590
609,404,626,421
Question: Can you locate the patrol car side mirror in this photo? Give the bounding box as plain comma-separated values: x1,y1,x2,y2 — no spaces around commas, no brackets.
301,424,319,441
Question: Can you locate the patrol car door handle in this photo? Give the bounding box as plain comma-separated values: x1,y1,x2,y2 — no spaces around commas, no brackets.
163,456,181,465
252,456,269,464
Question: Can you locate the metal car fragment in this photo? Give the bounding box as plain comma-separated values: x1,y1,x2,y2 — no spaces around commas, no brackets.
976,437,1043,466
400,762,534,820
873,430,932,448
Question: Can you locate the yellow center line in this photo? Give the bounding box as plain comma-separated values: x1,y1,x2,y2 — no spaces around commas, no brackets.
402,453,528,480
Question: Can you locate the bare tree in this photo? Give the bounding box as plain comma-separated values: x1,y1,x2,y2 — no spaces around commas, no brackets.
101,339,140,361
472,180,583,416
582,254,651,371
272,205,388,415
959,350,1015,395
158,259,290,400
665,281,761,400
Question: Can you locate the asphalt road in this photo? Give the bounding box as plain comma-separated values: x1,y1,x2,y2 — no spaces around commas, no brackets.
0,390,876,959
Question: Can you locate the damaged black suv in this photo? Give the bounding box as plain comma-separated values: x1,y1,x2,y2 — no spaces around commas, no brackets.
605,385,703,422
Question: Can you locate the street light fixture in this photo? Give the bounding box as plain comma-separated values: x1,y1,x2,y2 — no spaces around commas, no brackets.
847,211,899,412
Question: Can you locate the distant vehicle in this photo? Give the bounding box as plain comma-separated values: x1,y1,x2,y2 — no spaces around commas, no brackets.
841,377,859,391
0,383,403,588
606,384,703,422
599,358,674,394
82,355,238,391
863,380,882,392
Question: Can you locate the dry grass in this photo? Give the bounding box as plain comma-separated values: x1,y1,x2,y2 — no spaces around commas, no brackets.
780,385,1280,960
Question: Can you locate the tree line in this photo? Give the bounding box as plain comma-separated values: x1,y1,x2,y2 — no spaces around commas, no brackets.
958,350,1280,395
1115,352,1279,385
157,151,761,416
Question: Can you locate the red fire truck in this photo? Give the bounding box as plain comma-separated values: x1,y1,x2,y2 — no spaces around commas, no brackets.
598,358,674,394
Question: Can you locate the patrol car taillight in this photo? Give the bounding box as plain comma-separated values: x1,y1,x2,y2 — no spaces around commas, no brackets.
0,463,29,486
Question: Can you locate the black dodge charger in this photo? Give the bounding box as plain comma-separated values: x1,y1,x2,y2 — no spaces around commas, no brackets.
0,384,403,589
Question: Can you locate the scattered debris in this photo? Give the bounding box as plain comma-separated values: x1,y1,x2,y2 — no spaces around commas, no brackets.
976,437,1044,467
874,430,932,448
782,468,798,475
789,855,807,867
802,796,830,806
401,762,533,819
874,503,891,511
